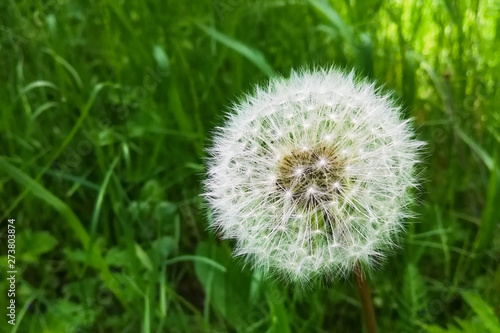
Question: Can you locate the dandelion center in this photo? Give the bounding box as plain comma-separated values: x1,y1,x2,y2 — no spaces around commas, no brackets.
276,146,344,208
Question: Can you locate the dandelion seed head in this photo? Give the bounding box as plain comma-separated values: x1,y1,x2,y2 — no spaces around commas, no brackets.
204,68,424,285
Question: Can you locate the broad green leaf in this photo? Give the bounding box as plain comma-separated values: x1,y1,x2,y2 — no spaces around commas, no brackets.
17,231,58,263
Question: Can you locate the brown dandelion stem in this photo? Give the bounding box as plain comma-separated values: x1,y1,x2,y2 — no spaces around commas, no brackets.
354,263,377,333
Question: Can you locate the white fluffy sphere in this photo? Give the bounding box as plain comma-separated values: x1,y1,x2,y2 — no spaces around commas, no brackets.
204,68,423,284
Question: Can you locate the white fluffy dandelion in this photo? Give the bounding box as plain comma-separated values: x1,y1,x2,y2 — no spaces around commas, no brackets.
204,68,423,285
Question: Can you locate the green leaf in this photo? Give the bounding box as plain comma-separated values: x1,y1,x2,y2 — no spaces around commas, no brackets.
198,24,275,77
135,243,154,272
194,241,258,329
456,318,491,333
105,247,131,268
151,236,176,261
474,151,500,254
267,292,291,333
308,0,353,42
17,231,58,263
461,291,500,332
153,45,170,71
140,179,165,202
18,80,59,97
455,126,494,171
401,263,428,324
0,157,90,247
423,325,451,333
45,48,84,90
43,300,96,333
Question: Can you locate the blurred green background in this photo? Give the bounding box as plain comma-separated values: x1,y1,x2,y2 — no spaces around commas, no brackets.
1,0,500,332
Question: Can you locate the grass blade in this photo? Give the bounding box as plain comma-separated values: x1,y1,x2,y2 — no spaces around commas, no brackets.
198,24,275,77
165,255,227,273
455,126,494,171
308,0,353,41
0,157,128,306
462,291,500,332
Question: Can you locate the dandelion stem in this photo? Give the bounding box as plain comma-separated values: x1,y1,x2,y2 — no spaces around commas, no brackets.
355,263,377,333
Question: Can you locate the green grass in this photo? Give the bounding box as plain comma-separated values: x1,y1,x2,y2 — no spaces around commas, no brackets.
1,0,500,332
